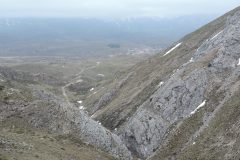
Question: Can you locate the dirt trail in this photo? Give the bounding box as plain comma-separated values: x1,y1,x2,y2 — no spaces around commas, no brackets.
61,66,96,106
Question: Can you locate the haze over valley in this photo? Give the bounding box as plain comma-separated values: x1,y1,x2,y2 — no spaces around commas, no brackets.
0,1,240,160
0,16,216,57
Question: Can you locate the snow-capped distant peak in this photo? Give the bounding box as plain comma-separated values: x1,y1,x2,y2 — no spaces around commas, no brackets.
163,43,182,56
5,19,10,26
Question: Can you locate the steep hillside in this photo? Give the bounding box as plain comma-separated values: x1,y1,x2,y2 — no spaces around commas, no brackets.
0,66,131,159
0,129,114,160
86,7,239,130
149,90,240,160
1,6,240,160
84,6,240,159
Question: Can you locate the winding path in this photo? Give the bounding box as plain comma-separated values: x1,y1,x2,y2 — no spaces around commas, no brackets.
61,66,97,107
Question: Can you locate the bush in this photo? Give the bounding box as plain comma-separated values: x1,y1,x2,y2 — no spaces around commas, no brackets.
0,85,4,91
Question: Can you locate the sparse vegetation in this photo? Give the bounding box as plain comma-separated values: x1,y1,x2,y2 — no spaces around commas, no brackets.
0,5,240,160
0,85,4,91
0,128,115,160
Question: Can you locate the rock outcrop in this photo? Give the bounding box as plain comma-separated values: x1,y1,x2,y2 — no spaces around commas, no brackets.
118,8,240,159
0,70,132,160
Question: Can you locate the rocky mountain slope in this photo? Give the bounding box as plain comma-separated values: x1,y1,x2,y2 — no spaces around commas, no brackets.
84,6,240,159
0,6,240,160
0,67,131,159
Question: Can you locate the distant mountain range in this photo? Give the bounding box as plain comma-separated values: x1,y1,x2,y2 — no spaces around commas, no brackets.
0,15,215,57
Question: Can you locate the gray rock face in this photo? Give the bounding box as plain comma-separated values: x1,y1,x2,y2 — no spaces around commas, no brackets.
28,92,132,159
68,108,132,159
120,69,209,158
119,10,240,159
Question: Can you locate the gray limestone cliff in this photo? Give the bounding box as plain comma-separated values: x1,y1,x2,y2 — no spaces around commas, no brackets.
118,9,240,159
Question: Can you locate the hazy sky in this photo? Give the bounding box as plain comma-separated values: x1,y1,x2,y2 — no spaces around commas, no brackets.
0,0,239,18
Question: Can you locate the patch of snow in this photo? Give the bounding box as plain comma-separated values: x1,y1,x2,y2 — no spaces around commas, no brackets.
97,74,105,77
90,88,94,91
77,101,82,104
193,142,196,145
76,79,83,83
157,81,164,87
96,62,100,65
190,100,207,115
79,106,85,110
93,91,97,94
189,57,194,63
237,58,240,66
114,128,117,131
210,30,223,40
163,42,182,56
